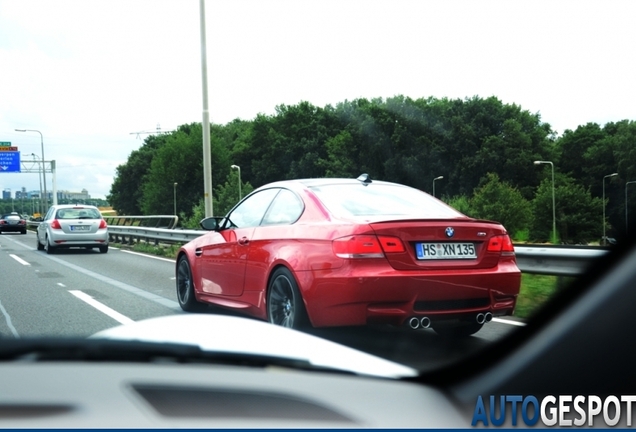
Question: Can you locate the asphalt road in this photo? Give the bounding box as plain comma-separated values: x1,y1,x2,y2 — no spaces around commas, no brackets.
0,231,523,370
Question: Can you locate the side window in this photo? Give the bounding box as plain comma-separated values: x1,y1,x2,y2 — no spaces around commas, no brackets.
44,208,55,221
261,189,304,226
227,188,280,229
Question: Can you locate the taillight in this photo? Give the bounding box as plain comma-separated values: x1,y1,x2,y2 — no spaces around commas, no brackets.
50,219,62,230
333,235,384,258
487,235,515,254
99,219,107,229
378,236,405,253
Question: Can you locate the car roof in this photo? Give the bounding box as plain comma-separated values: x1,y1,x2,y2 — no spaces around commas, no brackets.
256,177,404,192
51,204,99,209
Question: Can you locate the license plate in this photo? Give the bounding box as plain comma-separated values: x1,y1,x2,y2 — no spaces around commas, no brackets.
71,225,90,231
415,242,476,260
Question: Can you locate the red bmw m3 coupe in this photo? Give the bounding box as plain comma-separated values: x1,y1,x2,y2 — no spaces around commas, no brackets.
176,175,520,337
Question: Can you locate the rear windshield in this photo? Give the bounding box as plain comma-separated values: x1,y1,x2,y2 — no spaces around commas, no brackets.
55,208,101,220
309,183,465,219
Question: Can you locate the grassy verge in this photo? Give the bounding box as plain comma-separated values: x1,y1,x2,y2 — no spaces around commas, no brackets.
514,274,575,319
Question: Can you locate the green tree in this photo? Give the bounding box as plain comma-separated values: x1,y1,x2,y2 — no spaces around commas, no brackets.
141,123,231,216
108,134,167,215
444,195,473,217
470,173,533,238
532,176,602,244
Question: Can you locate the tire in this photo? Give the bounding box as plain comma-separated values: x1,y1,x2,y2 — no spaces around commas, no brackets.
267,267,309,329
36,235,44,250
44,236,56,254
99,245,108,254
433,322,483,338
176,256,207,312
21,230,27,235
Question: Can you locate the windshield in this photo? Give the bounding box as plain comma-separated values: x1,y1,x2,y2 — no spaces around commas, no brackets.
0,0,633,391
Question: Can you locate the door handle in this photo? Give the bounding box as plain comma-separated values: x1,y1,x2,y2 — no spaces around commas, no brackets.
238,237,249,246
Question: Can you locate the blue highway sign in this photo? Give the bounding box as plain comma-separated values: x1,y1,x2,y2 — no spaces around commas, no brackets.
0,151,21,173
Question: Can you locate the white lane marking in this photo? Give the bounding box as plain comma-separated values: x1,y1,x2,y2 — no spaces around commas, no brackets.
68,290,135,325
57,283,66,288
493,317,526,327
9,254,30,266
0,300,20,338
42,255,180,311
121,249,175,263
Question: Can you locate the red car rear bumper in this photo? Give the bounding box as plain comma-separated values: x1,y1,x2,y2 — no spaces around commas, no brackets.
296,259,520,327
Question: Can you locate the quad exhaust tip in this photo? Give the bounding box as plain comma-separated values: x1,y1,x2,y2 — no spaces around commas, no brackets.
408,317,420,329
407,316,431,330
476,312,493,324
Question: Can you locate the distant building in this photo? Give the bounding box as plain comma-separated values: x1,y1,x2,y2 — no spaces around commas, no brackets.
2,189,10,200
15,187,27,199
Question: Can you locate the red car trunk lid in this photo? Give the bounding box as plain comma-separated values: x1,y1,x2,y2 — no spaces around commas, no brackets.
369,220,510,270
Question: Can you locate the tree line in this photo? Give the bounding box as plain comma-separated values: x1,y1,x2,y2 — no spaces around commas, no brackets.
108,95,636,243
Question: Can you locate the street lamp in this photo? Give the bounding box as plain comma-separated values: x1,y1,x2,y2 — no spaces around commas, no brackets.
31,153,44,215
173,182,178,216
231,165,242,200
15,129,47,213
602,172,618,246
625,180,636,233
432,176,443,198
534,160,556,243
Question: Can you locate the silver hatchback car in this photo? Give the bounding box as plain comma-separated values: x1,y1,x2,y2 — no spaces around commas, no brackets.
36,205,109,254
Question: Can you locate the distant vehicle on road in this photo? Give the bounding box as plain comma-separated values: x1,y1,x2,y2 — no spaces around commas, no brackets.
176,175,521,337
36,204,109,254
0,212,27,235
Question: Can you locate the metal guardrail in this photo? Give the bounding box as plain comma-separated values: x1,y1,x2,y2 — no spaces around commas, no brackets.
103,215,179,230
107,226,202,245
514,245,608,276
27,217,610,276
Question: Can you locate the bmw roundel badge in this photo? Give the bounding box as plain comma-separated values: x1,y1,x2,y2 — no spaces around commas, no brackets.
445,227,455,238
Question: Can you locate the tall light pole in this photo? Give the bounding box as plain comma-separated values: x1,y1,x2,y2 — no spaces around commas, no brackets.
31,153,44,215
200,0,213,217
173,182,178,216
603,172,618,246
433,176,443,198
231,165,241,200
534,161,556,243
625,180,636,233
16,129,47,214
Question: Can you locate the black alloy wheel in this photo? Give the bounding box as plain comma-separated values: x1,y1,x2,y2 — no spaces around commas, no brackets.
176,256,206,312
267,267,309,329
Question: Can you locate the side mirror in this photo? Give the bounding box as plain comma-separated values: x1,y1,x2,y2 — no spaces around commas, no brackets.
200,216,225,231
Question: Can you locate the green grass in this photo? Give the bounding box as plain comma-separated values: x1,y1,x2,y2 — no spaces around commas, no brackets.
514,274,574,318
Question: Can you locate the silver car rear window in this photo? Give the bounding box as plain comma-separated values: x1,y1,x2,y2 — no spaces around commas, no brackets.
55,208,101,219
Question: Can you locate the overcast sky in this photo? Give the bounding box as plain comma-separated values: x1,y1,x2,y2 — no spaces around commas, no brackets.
1,0,635,200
